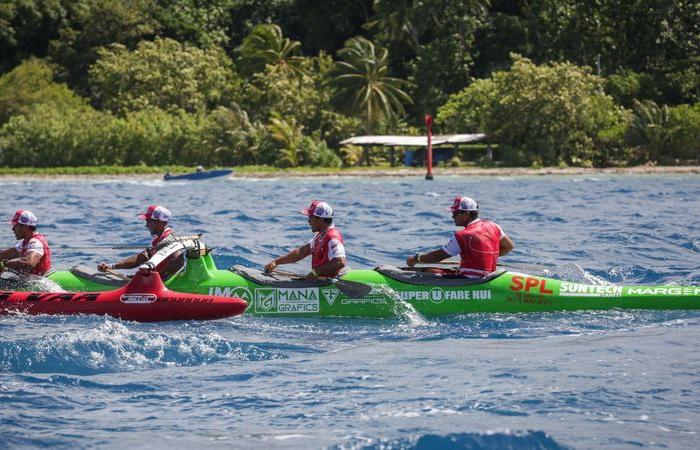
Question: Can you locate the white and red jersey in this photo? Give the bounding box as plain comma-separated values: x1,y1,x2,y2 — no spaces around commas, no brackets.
442,219,506,278
15,232,51,275
308,225,345,276
145,228,176,258
144,228,181,274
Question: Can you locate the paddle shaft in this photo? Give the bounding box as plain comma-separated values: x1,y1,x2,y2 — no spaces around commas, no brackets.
104,267,131,281
271,268,306,278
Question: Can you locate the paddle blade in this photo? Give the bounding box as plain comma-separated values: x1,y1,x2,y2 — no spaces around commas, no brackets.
331,278,372,299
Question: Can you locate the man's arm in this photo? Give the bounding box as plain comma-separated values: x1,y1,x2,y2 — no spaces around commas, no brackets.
4,251,42,273
406,249,451,267
306,256,347,279
0,247,19,261
499,235,514,256
264,244,311,272
98,251,149,272
113,251,149,269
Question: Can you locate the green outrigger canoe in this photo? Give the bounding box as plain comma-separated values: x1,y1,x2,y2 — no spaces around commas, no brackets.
44,239,700,317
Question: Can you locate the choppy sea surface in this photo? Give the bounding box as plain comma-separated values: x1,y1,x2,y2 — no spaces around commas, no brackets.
1,174,699,449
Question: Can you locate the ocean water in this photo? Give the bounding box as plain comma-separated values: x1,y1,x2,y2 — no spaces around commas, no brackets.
1,174,699,449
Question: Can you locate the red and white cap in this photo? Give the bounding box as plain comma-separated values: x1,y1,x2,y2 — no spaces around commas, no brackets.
300,200,334,219
446,196,478,213
7,209,38,227
137,205,172,222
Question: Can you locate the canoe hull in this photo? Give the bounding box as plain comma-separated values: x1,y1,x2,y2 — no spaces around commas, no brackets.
46,255,700,317
4,270,247,322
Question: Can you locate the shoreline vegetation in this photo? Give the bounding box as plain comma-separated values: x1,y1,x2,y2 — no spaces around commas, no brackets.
1,165,698,180
1,3,698,170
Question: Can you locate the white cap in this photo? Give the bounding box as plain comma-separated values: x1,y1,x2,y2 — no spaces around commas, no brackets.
300,201,334,219
446,196,478,212
7,209,38,227
137,205,172,222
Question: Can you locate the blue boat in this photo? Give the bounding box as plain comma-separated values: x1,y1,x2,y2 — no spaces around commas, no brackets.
163,168,233,181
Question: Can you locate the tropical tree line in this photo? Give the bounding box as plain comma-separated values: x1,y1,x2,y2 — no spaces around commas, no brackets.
0,0,698,168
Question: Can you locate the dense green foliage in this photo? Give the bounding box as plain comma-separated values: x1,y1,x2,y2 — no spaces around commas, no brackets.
0,59,87,125
89,37,239,115
0,0,698,168
438,56,629,166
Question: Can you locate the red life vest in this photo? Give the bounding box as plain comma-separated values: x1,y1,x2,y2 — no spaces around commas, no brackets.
146,228,175,257
146,228,177,273
311,226,344,276
455,219,502,277
19,232,51,275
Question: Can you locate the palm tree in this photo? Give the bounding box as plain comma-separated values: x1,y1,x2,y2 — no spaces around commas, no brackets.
238,24,305,77
627,99,675,162
327,36,412,131
267,113,305,167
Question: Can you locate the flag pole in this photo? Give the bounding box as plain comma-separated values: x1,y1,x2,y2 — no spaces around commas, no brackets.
425,114,434,180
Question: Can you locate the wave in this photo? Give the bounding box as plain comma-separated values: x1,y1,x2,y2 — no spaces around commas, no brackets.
330,431,570,450
0,320,287,374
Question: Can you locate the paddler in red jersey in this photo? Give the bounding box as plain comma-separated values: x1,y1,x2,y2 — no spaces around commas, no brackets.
0,209,52,275
406,196,514,278
97,205,183,279
265,200,348,280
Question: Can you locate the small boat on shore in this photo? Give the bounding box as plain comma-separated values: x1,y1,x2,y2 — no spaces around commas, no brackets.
45,240,700,317
164,168,233,181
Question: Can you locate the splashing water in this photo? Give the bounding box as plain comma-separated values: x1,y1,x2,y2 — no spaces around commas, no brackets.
0,320,287,374
0,273,66,292
372,284,428,326
545,262,615,285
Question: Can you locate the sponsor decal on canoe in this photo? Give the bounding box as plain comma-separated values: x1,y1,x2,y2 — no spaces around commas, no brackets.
254,288,319,313
321,288,339,305
507,275,554,305
626,287,700,296
399,289,491,303
157,297,213,304
341,297,387,305
560,282,622,298
209,286,253,302
120,293,157,304
510,275,554,294
0,292,99,302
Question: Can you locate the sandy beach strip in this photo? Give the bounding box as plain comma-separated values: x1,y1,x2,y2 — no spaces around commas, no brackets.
0,165,698,181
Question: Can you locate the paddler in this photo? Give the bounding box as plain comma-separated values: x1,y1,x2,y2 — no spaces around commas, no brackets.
264,200,347,279
97,205,183,279
0,209,52,275
406,196,514,278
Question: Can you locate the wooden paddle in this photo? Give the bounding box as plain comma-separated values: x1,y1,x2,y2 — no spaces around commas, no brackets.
104,267,131,281
271,269,372,299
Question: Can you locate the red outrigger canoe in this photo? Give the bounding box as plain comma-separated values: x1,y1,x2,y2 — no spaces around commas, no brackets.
0,268,247,322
